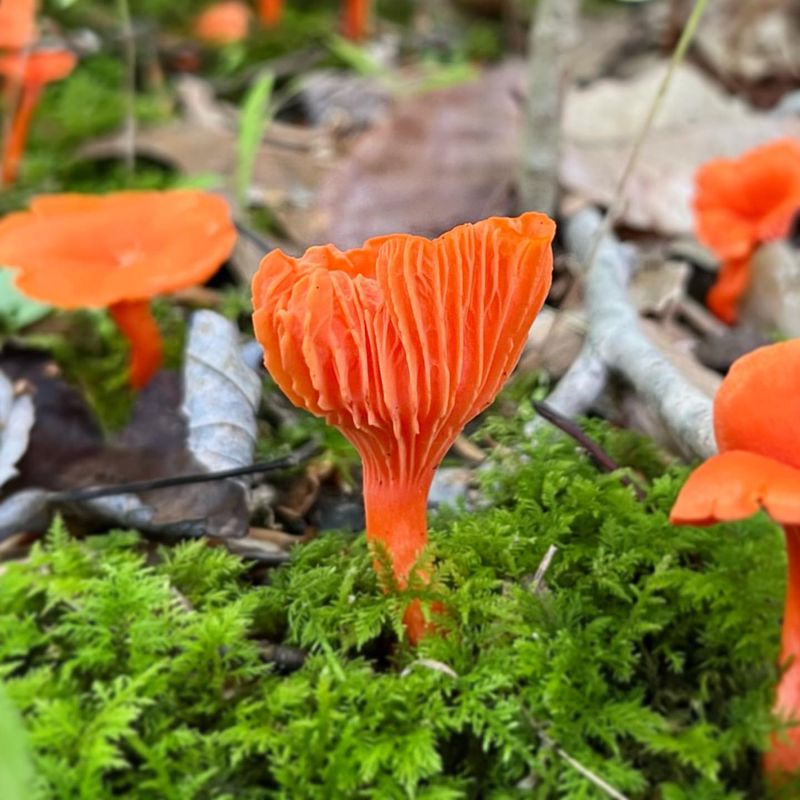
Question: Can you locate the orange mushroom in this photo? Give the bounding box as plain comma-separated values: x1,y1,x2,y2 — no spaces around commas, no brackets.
0,0,37,50
342,0,370,40
670,339,800,777
0,48,76,185
257,0,282,27
0,191,237,389
252,213,555,642
694,138,800,324
194,0,252,44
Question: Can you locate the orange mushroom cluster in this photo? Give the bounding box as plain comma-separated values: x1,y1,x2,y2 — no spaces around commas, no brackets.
694,138,800,324
252,213,555,642
195,0,253,45
670,339,800,777
0,190,237,389
0,0,76,185
195,0,371,44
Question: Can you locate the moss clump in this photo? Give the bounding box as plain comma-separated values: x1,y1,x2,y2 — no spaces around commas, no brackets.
0,425,788,798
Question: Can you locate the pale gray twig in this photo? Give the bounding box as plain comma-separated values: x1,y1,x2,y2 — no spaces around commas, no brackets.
518,0,580,217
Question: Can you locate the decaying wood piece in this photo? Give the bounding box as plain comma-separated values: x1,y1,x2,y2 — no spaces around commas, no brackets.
517,0,580,217
549,209,716,460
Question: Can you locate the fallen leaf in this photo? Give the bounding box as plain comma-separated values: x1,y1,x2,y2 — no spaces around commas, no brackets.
314,62,523,249
741,241,800,337
0,372,34,490
183,310,261,474
0,311,263,541
82,117,336,250
561,61,800,234
628,259,690,317
692,0,800,90
312,59,800,245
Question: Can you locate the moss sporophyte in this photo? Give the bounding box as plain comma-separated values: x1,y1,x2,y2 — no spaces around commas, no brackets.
252,213,555,642
671,339,800,780
0,190,236,389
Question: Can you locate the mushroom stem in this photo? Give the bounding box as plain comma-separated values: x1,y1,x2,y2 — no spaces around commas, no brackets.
342,0,369,40
1,83,40,186
362,468,434,643
707,255,751,325
258,0,282,26
109,299,164,390
766,525,800,776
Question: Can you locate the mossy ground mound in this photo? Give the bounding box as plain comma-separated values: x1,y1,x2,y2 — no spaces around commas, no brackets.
0,424,791,798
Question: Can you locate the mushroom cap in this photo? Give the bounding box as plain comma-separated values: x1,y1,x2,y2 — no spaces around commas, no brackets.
670,451,800,526
252,213,555,479
0,48,76,86
0,190,237,309
714,339,800,470
0,0,37,50
694,138,800,261
195,0,252,44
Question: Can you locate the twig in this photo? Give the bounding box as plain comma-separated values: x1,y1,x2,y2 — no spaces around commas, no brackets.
517,0,580,216
566,210,715,459
523,711,631,800
51,439,320,503
117,0,137,174
530,544,557,596
400,659,459,679
533,401,620,474
533,401,647,500
537,0,713,457
530,346,608,428
235,219,275,255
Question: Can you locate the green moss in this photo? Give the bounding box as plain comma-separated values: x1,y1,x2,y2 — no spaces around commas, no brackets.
0,419,789,797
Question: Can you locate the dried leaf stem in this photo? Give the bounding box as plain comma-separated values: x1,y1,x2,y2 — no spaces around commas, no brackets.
51,439,320,503
533,400,647,499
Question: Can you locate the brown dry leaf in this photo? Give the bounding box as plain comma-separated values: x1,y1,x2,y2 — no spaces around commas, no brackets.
277,460,337,522
691,0,800,88
628,259,690,317
313,59,800,248
694,325,772,373
742,241,800,337
520,305,586,379
314,62,523,249
82,115,336,250
561,61,800,234
638,318,721,399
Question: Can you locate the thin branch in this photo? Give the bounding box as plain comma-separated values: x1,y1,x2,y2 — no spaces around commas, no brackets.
235,219,275,254
528,346,608,432
51,439,320,503
533,401,647,499
530,544,557,596
523,711,631,800
536,0,714,457
567,209,716,459
517,0,580,217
